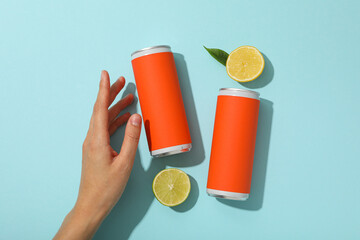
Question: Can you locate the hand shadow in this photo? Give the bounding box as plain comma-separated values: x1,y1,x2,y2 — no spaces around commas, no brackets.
217,99,273,210
94,151,165,240
239,53,274,89
164,53,205,167
94,83,166,240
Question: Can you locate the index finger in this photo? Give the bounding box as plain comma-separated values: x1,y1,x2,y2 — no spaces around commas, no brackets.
92,70,110,144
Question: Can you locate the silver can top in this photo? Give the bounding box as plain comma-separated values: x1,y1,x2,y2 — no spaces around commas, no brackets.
219,88,260,100
131,45,171,60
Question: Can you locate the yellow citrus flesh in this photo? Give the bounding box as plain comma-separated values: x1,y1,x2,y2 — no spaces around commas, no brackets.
152,168,191,207
226,46,265,82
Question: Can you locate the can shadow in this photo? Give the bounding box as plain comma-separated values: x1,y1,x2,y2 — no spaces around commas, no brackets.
171,175,199,212
238,53,274,89
217,99,273,210
94,83,166,240
164,53,205,167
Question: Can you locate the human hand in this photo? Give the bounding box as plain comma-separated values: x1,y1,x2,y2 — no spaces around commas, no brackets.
54,71,142,240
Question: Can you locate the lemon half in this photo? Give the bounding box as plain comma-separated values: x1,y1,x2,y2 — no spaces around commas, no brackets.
226,46,265,82
152,168,191,207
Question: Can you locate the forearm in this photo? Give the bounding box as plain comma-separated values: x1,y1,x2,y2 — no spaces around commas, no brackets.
53,203,107,240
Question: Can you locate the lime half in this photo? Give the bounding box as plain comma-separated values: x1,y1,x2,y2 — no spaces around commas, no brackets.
152,168,191,207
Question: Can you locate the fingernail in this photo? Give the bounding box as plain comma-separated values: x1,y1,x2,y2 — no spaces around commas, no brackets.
130,114,141,126
116,77,124,84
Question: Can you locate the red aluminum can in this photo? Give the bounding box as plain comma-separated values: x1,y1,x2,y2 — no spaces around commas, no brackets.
207,88,260,200
131,45,192,157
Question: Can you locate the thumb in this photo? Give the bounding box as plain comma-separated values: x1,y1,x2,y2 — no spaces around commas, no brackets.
115,114,142,164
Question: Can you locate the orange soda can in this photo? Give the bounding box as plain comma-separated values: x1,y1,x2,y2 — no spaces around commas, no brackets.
131,45,192,157
207,88,260,200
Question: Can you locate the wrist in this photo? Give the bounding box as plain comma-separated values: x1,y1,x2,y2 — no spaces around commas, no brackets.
53,203,107,240
60,202,107,239
72,200,108,228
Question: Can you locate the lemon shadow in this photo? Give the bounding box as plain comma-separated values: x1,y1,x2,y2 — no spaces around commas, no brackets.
171,175,199,212
238,53,274,89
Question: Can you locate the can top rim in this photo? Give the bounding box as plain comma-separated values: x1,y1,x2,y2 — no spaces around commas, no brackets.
220,88,260,96
131,45,171,57
219,88,260,100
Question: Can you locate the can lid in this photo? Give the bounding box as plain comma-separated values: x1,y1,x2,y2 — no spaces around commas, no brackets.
131,45,171,60
219,88,260,100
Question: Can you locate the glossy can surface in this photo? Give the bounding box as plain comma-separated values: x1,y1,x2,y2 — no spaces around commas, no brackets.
131,46,192,157
207,88,260,200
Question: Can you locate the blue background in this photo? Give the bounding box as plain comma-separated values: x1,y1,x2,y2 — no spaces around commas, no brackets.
1,0,360,239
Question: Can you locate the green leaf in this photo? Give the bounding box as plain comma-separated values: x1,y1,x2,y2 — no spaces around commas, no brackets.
203,46,229,66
